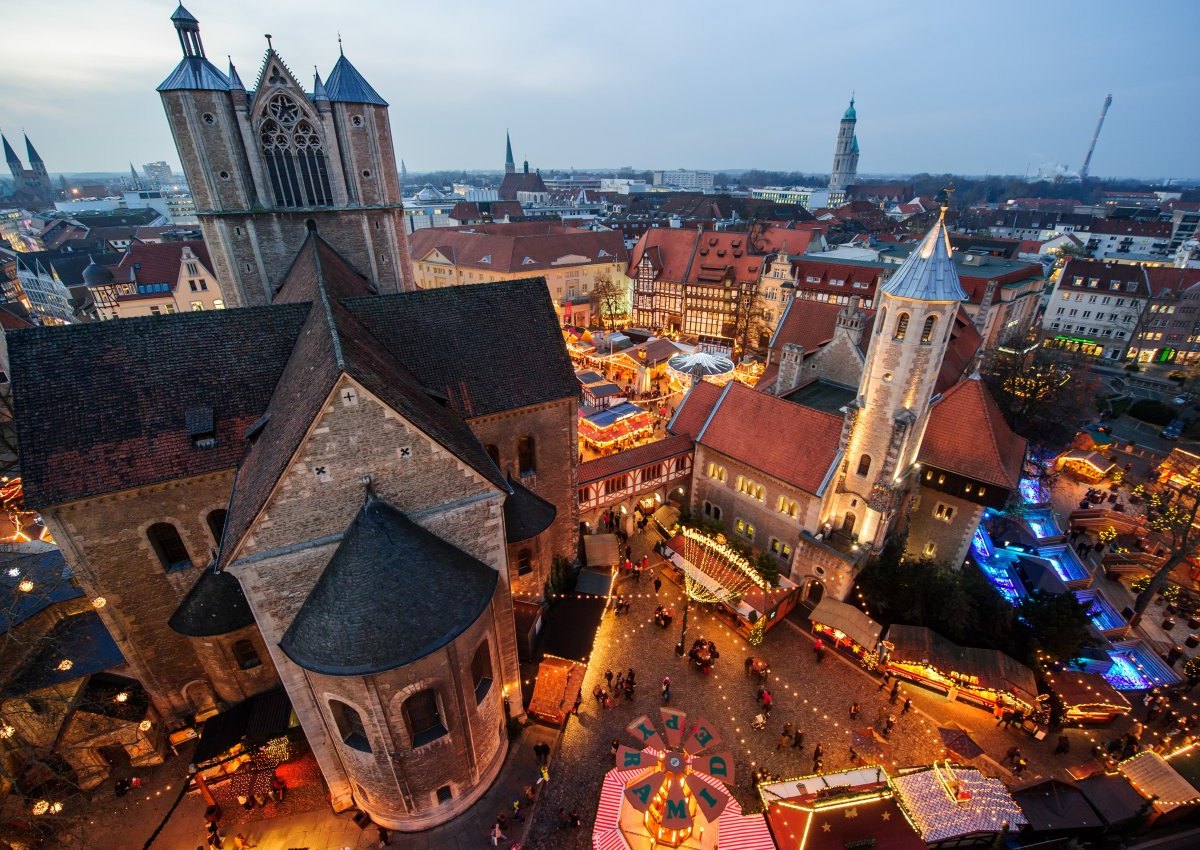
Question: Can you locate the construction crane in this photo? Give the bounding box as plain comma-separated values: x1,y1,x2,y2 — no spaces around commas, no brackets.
1079,94,1113,181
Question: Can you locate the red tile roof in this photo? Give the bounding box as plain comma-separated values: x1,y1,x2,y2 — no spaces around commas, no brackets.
577,433,693,485
1091,219,1171,238
667,380,722,438
698,381,842,495
628,228,764,287
918,377,1025,490
410,223,626,274
113,240,213,288
1146,266,1200,297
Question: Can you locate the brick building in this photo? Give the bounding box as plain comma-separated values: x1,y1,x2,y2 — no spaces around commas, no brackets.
83,240,227,319
157,6,414,306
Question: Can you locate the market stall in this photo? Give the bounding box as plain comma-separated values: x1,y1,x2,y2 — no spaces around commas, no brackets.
1043,668,1132,726
882,625,1040,718
1118,750,1200,824
579,402,655,451
1056,450,1115,483
890,763,1028,848
808,597,882,663
528,655,587,726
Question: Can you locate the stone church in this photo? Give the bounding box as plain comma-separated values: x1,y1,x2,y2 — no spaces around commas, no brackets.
8,5,578,831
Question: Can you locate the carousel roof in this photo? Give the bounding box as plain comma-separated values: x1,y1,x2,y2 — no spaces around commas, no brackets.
667,350,734,378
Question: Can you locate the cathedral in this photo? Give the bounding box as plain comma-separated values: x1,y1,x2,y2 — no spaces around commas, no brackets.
157,4,414,307
8,5,577,831
3,132,54,205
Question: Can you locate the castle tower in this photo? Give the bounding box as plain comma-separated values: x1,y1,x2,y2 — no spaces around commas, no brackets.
156,4,414,306
828,96,859,193
822,194,965,549
504,130,515,174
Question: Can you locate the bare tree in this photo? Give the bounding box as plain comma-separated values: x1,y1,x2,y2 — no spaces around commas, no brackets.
589,269,628,332
1125,483,1200,627
983,338,1097,448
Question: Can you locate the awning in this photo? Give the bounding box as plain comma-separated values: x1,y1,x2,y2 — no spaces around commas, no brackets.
576,567,614,597
192,687,296,766
810,597,882,649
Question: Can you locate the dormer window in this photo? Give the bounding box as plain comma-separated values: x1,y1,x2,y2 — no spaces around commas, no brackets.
186,405,216,449
480,255,492,264
522,257,535,265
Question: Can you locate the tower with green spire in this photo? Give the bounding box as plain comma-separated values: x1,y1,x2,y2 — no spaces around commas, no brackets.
504,130,515,174
829,95,860,195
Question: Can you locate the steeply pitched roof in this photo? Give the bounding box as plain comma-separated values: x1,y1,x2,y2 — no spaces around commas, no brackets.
697,381,842,495
323,53,388,105
280,496,498,675
344,278,578,419
879,213,967,302
504,474,557,543
408,222,627,274
577,433,694,486
113,239,212,287
9,305,309,508
667,381,723,438
498,170,548,201
158,56,231,92
918,377,1026,490
168,567,256,637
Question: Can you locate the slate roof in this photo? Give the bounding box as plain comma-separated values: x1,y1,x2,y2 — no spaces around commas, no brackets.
158,56,232,92
408,222,627,274
504,474,557,543
168,567,256,637
498,170,548,201
280,496,498,675
113,240,213,287
344,278,578,419
879,214,967,302
5,611,125,697
323,54,388,106
0,548,83,633
697,381,842,496
577,433,694,486
918,377,1026,490
9,305,309,508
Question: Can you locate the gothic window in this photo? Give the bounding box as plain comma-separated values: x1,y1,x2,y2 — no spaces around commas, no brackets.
877,306,886,334
920,315,937,345
207,509,228,545
403,690,447,747
517,436,536,475
232,639,261,670
259,94,333,208
894,312,909,341
471,641,493,704
856,454,872,477
148,523,192,572
330,699,371,752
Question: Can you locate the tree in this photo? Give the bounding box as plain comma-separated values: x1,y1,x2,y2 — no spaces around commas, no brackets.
753,552,781,588
1016,590,1098,662
589,269,628,332
983,339,1097,448
1128,483,1200,627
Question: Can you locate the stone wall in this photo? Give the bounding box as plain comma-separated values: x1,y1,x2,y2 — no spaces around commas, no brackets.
904,486,983,568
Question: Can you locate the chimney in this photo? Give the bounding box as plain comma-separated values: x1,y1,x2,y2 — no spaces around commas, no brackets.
776,343,805,396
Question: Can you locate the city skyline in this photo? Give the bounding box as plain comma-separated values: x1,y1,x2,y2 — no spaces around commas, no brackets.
1,0,1197,179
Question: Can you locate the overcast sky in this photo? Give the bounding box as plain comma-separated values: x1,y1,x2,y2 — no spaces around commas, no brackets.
3,0,1196,179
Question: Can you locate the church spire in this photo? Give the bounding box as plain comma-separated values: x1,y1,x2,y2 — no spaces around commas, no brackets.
879,186,965,303
24,134,44,165
505,130,515,174
324,49,387,106
227,57,245,91
171,4,204,58
2,134,20,169
158,6,230,91
312,68,329,105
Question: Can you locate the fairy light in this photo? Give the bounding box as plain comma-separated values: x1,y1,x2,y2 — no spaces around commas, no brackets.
0,724,14,739
6,567,19,577
115,692,129,703
17,579,33,592
91,596,107,609
56,659,73,672
139,720,152,731
32,800,49,816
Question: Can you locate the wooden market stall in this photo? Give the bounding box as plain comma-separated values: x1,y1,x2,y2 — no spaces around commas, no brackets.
808,597,882,663
579,402,655,451
882,625,1040,717
890,763,1028,848
1118,750,1200,825
527,655,587,726
1043,668,1132,726
1056,449,1115,483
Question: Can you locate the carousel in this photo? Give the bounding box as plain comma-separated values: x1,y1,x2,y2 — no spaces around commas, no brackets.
666,352,735,387
593,709,773,850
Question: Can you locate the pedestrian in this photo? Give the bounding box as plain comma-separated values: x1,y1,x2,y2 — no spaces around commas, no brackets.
625,545,632,562
812,743,824,771
850,702,860,720
884,714,895,737
654,576,662,594
524,784,537,803
762,691,774,715
559,807,570,830
642,554,649,571
879,670,892,690
902,698,913,715
537,763,550,785
890,682,900,704
375,826,390,848
1055,735,1071,755
814,638,824,662
778,730,791,750
593,683,604,703
615,672,625,694
1014,757,1027,776
633,562,641,583
662,676,671,703
792,729,805,750
783,721,793,738
571,807,582,828
490,822,508,846
605,669,614,690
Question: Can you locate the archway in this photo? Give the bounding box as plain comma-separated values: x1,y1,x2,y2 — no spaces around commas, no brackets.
802,578,824,605
842,512,856,535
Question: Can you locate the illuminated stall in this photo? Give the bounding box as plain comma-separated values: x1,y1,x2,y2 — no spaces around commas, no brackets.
579,402,655,450
808,597,882,662
882,625,1039,717
1043,668,1132,726
890,763,1028,848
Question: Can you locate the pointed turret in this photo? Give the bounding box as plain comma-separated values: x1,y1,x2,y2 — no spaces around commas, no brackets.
129,162,140,187
312,68,330,106
878,197,966,303
227,57,245,92
505,130,515,174
324,51,387,106
158,5,230,91
843,95,856,121
24,135,44,165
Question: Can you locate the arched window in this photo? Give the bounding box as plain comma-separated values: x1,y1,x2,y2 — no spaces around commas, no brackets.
403,690,447,747
330,699,371,752
259,94,333,208
876,306,886,334
232,639,261,670
516,548,533,576
893,312,909,341
206,509,228,546
856,454,872,477
517,436,536,475
920,314,937,345
147,523,192,572
471,642,493,704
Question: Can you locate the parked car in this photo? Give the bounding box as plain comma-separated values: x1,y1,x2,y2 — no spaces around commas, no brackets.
1162,420,1184,440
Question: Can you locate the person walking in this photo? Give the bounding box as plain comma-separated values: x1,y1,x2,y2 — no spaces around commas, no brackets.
654,576,662,595
792,729,805,750
662,676,671,703
375,826,390,848
884,714,896,737
890,682,900,704
850,702,860,720
812,743,824,772
902,698,913,715
559,807,570,830
1055,734,1071,755
878,670,892,691
777,730,791,750
605,669,614,691
490,821,508,846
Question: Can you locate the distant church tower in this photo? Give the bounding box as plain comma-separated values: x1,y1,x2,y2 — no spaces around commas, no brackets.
828,96,860,194
3,132,53,203
156,4,414,306
822,192,965,549
504,130,515,174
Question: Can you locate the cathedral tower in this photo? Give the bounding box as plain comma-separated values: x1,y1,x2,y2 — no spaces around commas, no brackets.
157,4,414,306
504,130,515,174
822,194,965,549
828,96,859,194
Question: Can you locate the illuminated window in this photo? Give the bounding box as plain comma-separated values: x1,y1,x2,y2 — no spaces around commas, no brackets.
920,315,937,345
934,503,955,522
923,541,937,557
894,312,909,340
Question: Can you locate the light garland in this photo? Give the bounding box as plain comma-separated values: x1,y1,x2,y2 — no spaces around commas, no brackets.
56,659,73,672
0,724,14,739
17,579,33,593
91,597,107,609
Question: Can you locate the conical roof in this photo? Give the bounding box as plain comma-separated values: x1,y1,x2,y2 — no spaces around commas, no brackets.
843,96,856,120
24,134,43,164
324,54,387,106
505,130,515,170
82,255,113,286
2,134,20,165
159,57,230,91
171,3,198,24
227,59,245,91
312,69,329,102
168,566,255,637
878,210,967,303
280,495,498,675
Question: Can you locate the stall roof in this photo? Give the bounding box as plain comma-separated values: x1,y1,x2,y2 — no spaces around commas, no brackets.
584,534,621,569
885,624,1038,703
810,597,882,649
539,596,606,664
192,687,295,766
576,567,614,597
582,401,646,429
1044,669,1130,712
1167,744,1200,793
1119,751,1200,813
1011,778,1104,832
1073,773,1146,826
890,765,1027,842
576,370,605,385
